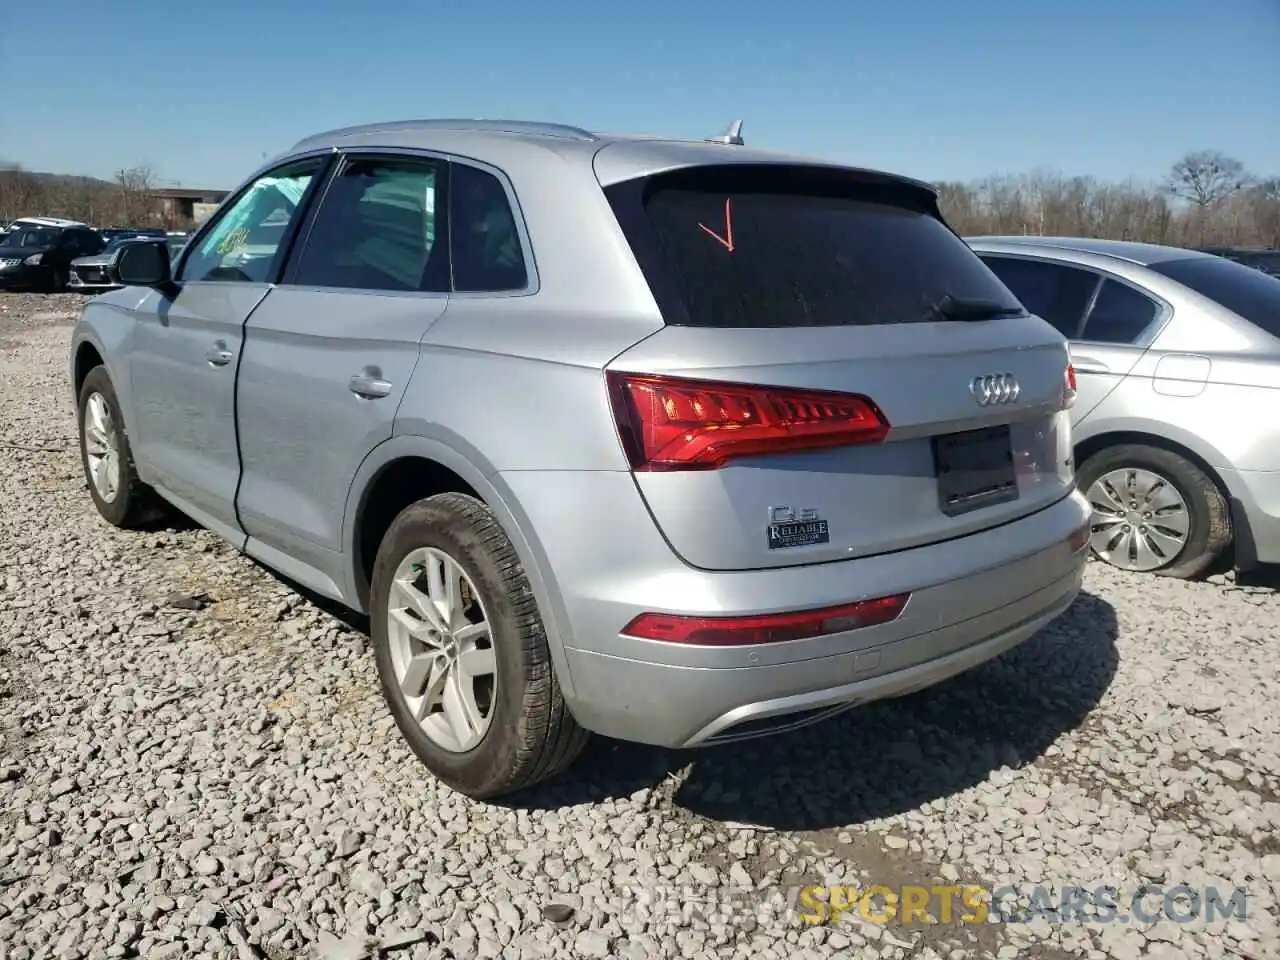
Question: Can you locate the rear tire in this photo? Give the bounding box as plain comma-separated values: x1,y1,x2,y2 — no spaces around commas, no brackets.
1076,444,1230,579
77,366,163,528
370,492,589,799
49,267,68,293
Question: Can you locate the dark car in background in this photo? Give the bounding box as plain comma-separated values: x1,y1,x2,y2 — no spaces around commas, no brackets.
69,236,167,294
1197,247,1280,277
0,220,104,292
97,226,168,246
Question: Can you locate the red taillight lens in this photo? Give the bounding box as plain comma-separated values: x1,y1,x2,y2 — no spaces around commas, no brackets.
606,371,889,471
620,594,909,646
1063,364,1078,408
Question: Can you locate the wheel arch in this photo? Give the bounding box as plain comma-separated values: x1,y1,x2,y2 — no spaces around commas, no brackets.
1073,427,1233,504
341,434,578,698
1073,424,1244,572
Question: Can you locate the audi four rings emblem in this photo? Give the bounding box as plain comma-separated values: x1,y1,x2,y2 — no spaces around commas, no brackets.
970,373,1020,405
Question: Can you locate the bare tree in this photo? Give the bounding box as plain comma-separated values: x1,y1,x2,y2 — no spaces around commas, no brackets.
115,165,160,226
1164,151,1252,207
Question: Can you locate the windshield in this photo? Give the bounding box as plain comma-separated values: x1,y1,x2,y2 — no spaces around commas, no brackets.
5,228,58,248
1150,256,1280,339
612,165,1023,328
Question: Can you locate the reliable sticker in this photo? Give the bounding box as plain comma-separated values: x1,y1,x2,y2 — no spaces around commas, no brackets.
767,506,830,550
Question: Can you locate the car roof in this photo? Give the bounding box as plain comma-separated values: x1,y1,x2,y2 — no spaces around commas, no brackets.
10,216,88,229
284,118,939,194
964,235,1216,267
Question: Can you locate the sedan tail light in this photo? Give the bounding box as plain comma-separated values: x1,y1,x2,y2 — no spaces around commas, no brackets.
606,371,889,471
1062,364,1078,409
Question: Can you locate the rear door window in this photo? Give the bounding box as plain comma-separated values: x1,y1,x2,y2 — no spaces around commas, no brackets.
607,165,1022,328
980,255,1099,338
1149,255,1280,339
1079,279,1161,344
291,155,448,293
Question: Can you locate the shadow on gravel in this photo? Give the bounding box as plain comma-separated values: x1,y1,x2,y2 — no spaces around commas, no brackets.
247,551,1119,823
513,590,1120,824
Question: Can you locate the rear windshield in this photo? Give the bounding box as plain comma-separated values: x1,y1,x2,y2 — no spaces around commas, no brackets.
610,165,1022,328
1149,256,1280,339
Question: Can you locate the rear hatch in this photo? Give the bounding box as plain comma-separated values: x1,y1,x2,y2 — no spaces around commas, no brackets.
599,159,1077,572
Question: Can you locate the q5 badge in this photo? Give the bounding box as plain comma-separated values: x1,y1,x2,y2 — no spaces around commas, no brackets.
767,506,830,550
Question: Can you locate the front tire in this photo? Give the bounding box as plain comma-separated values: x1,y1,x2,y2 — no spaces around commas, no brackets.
77,366,160,528
1077,444,1230,579
370,492,588,799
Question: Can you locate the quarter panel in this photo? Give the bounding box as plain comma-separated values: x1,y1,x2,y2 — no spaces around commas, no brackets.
339,434,580,698
1074,393,1280,475
407,298,660,472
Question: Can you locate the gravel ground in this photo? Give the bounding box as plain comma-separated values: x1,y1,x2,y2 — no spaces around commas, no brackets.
1,293,1278,960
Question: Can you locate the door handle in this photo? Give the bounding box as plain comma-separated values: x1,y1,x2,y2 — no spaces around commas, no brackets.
349,367,393,399
205,341,234,367
1071,356,1110,375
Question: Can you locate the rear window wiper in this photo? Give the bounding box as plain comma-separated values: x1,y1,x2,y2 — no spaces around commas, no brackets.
930,295,1026,322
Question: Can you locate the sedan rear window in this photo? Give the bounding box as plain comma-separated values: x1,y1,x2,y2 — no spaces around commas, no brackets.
608,165,1022,328
1149,256,1280,339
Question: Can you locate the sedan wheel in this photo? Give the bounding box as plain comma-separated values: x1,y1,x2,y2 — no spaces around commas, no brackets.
386,546,498,753
1087,468,1190,571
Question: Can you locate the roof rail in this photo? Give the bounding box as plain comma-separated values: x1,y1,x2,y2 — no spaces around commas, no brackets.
704,120,745,146
292,119,598,149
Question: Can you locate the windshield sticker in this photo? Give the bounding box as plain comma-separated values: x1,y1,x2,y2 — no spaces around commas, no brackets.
215,227,250,255
698,197,735,253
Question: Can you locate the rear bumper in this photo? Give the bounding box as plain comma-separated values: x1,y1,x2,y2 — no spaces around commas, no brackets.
1220,465,1280,566
499,469,1090,748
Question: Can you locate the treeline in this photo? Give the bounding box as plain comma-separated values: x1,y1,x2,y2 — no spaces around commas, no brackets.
938,151,1278,248
0,164,185,229
3,150,1278,249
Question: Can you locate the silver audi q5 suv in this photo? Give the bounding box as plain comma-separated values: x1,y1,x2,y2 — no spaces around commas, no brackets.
70,119,1091,798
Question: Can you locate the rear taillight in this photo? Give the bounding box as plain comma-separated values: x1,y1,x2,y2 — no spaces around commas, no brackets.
606,371,889,471
1062,364,1077,409
621,594,909,646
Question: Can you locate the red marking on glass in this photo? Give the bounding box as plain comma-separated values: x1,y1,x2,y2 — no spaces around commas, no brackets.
698,197,735,252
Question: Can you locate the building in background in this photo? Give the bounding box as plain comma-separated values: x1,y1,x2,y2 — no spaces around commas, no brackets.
147,187,230,224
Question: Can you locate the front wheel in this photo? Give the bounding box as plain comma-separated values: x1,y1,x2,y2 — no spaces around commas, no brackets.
77,366,161,528
369,492,588,799
1077,444,1231,579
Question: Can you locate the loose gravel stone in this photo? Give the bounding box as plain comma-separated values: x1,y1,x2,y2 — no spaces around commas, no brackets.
1,294,1278,960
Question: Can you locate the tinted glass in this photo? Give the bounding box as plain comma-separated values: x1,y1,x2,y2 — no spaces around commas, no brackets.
981,256,1099,337
75,230,103,253
619,166,1019,328
293,156,445,292
179,161,320,284
1081,279,1160,344
1150,255,1280,339
6,227,58,248
450,163,527,292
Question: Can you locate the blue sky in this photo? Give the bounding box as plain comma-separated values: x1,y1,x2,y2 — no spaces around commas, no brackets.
3,0,1277,190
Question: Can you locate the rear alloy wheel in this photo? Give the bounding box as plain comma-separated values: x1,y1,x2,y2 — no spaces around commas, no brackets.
370,492,588,799
1077,444,1230,579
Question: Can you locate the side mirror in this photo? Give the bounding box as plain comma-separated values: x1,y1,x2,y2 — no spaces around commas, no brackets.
113,241,173,288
